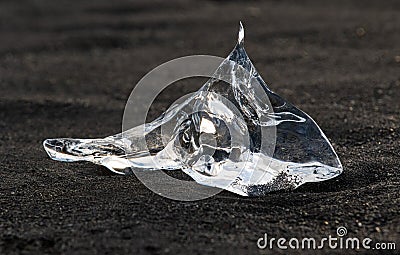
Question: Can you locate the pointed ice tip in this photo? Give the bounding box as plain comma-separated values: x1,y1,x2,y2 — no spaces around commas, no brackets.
238,21,244,45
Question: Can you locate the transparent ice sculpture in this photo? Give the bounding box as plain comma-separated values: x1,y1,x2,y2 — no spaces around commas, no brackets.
43,23,342,196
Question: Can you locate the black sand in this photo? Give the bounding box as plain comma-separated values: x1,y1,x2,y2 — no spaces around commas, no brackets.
0,0,399,254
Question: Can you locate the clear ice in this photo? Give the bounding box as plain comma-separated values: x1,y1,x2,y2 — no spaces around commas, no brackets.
43,22,343,196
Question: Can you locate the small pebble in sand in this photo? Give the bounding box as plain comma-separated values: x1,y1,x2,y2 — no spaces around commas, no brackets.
356,27,366,38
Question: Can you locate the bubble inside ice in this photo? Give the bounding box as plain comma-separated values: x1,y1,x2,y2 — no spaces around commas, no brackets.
43,22,343,196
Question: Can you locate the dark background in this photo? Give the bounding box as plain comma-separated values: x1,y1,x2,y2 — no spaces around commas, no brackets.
0,0,399,254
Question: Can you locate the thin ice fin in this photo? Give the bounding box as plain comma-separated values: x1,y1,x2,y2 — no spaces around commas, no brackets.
238,21,244,45
227,22,260,80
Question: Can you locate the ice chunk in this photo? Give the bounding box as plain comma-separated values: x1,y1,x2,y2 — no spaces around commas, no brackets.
43,22,342,196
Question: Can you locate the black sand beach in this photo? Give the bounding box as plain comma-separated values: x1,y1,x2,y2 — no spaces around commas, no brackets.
0,0,399,254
